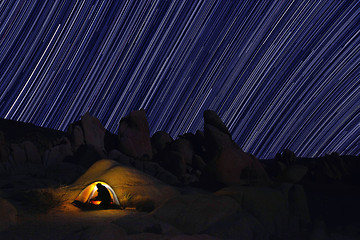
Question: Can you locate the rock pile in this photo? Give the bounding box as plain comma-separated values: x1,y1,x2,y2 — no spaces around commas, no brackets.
2,110,359,190
0,110,360,239
202,110,269,186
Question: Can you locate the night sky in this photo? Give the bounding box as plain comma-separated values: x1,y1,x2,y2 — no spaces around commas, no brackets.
0,1,359,159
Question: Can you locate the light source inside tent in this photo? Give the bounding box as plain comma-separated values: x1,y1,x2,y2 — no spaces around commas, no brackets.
74,181,120,206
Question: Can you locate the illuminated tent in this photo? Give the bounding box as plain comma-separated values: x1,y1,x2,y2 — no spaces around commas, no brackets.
74,181,120,206
66,159,178,209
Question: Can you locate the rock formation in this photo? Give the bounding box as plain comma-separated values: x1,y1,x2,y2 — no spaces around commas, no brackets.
80,112,106,152
151,131,173,156
67,124,84,152
42,137,73,166
202,110,269,186
0,111,360,239
0,198,17,231
67,112,106,154
152,194,239,234
118,109,153,160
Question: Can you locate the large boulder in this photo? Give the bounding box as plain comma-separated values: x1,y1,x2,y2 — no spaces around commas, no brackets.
192,154,207,171
8,141,41,167
151,131,173,156
276,149,297,165
159,150,187,178
279,164,308,183
10,143,27,166
322,152,350,180
81,112,106,150
67,113,107,155
141,161,179,185
67,124,85,152
169,138,193,165
118,110,153,160
215,186,289,236
45,162,84,184
22,141,41,164
43,137,73,166
108,149,132,166
157,136,196,182
203,110,231,137
152,194,239,234
215,184,311,238
0,131,5,144
0,144,9,165
0,132,9,172
104,130,119,152
0,198,17,231
74,144,106,168
287,184,311,230
81,112,106,152
189,131,207,159
0,131,7,160
203,110,269,186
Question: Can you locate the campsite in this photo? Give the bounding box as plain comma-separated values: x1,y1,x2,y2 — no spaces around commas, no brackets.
0,110,359,239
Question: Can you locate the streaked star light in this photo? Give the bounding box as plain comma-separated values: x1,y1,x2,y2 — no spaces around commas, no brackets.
0,1,359,159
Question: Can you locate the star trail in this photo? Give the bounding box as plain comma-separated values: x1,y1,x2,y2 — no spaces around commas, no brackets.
0,1,359,159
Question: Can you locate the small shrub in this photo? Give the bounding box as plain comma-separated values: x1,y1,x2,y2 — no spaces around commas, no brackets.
119,192,134,209
24,188,66,213
123,192,133,201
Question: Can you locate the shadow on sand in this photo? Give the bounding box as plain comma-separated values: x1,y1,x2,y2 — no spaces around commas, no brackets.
72,200,123,210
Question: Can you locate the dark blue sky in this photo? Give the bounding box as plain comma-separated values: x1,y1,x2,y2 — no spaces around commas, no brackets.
0,1,359,159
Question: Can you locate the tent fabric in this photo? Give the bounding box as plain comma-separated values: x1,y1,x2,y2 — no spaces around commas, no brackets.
74,181,120,205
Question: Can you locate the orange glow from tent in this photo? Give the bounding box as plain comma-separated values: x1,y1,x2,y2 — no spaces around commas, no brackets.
90,200,101,205
74,181,120,206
